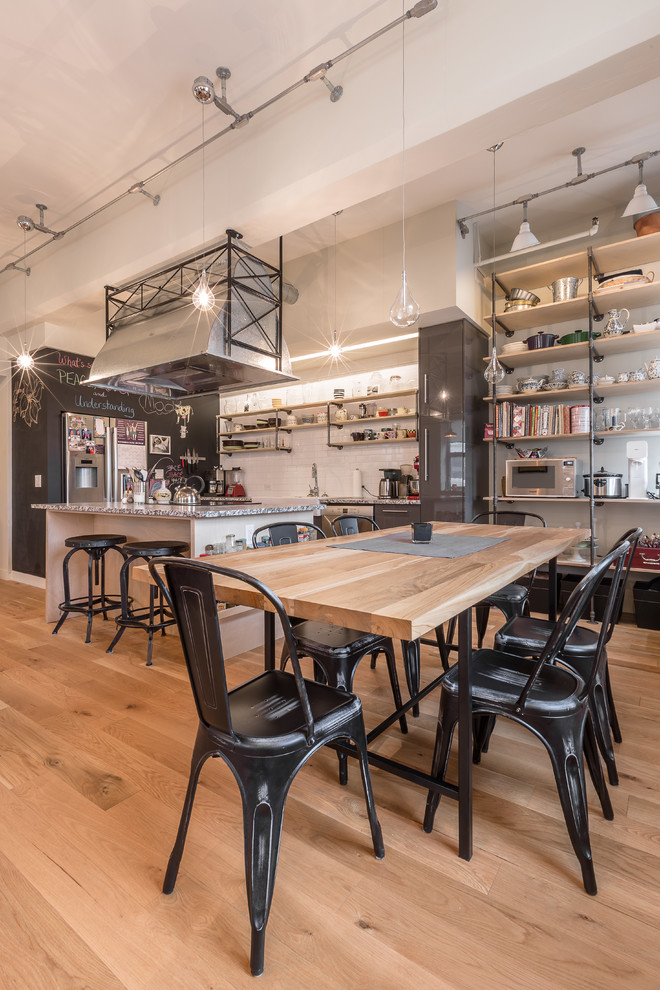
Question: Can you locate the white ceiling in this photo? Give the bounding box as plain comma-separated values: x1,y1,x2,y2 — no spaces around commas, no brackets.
2,1,660,351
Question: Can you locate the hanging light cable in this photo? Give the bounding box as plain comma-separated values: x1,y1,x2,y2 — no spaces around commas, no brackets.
484,143,505,388
15,232,34,371
328,210,343,359
390,2,420,329
192,104,215,312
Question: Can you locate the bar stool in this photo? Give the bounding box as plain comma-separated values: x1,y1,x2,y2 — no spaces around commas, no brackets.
106,540,189,665
52,534,127,644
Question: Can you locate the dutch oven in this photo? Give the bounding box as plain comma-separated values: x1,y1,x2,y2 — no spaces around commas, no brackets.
557,330,602,345
583,467,627,499
524,332,559,350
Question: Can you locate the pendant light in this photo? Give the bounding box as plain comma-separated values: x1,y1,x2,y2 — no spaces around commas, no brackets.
15,232,34,371
328,211,343,359
390,4,420,329
510,200,540,252
622,157,658,217
192,105,215,312
484,143,505,387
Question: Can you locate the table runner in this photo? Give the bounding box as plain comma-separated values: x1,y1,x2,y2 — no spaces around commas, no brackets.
328,532,509,558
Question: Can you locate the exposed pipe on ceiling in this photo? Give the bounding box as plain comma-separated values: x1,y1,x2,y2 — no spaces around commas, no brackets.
1,0,438,279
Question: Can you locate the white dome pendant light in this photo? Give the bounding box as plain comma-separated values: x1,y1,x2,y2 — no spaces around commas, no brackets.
622,156,658,217
390,4,420,329
510,199,540,252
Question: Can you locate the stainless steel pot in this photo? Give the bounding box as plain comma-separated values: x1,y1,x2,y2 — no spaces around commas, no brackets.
583,468,626,499
548,276,583,302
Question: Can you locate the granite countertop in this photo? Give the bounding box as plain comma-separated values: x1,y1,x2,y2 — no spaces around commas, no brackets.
322,496,419,506
32,499,326,519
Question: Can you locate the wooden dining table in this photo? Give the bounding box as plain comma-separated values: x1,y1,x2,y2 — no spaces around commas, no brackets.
133,520,587,860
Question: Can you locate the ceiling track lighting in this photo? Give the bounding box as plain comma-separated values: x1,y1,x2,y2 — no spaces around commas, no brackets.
7,262,30,276
457,146,660,238
16,203,64,238
3,0,438,280
127,182,161,206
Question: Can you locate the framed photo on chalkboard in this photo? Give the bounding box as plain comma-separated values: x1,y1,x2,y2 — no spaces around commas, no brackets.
149,434,171,455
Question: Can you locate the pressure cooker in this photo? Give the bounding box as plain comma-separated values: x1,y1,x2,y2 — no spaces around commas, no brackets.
583,467,627,499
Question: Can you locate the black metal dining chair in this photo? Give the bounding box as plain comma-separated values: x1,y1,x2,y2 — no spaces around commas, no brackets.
149,557,384,978
330,514,381,537
252,520,407,766
330,515,382,669
252,520,326,547
432,510,546,670
423,539,630,896
492,527,642,786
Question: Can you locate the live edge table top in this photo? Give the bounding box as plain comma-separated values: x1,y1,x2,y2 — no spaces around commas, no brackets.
133,521,587,642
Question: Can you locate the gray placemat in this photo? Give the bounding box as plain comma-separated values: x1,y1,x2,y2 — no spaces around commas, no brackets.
328,532,509,558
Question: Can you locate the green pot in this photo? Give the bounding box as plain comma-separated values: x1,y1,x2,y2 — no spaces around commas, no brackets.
557,330,601,345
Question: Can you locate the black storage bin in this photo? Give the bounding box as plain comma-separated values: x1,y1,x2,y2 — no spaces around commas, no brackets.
633,577,660,630
560,574,623,624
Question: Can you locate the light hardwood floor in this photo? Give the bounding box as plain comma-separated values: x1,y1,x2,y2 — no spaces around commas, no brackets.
0,580,658,990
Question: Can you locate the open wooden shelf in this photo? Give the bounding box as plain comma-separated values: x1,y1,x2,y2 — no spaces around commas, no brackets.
487,378,660,404
485,327,660,370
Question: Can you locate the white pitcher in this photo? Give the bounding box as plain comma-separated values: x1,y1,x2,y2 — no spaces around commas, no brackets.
645,356,660,380
603,308,629,336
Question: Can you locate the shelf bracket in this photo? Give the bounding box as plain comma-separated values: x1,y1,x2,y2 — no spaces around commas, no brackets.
593,392,604,404
593,436,604,446
592,343,604,363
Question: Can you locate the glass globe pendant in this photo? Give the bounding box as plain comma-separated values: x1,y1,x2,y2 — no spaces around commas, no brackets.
390,269,420,328
192,269,215,311
484,346,505,385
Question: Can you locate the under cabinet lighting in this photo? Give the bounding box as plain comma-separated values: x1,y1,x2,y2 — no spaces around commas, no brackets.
291,331,418,364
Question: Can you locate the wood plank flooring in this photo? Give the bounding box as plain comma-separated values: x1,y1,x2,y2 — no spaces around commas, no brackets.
0,581,658,989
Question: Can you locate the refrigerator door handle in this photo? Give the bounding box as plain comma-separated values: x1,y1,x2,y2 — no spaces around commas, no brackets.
105,426,115,500
424,428,429,482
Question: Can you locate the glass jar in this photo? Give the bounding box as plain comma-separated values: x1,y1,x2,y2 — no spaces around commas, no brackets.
225,533,236,553
367,371,385,395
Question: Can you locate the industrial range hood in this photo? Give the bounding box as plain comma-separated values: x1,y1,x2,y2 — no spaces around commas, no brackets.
86,230,297,398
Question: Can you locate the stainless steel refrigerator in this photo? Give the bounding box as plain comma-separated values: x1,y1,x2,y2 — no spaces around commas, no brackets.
62,412,148,502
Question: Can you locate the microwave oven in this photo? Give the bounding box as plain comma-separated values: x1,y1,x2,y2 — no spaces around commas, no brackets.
505,457,581,498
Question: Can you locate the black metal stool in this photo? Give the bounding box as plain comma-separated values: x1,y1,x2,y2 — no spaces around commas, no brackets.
52,534,127,644
106,541,189,665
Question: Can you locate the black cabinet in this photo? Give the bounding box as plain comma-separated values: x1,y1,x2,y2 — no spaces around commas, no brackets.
375,503,420,530
418,319,488,524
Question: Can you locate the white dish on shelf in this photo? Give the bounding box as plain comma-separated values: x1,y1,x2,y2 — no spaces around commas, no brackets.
632,322,659,333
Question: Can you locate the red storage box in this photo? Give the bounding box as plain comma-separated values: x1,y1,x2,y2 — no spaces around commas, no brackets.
628,547,660,571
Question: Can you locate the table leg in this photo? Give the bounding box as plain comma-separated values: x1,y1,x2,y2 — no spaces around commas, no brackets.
400,639,421,717
457,607,473,861
548,556,558,622
264,612,275,670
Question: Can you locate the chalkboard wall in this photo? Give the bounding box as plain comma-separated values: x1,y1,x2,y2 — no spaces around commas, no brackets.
12,347,218,577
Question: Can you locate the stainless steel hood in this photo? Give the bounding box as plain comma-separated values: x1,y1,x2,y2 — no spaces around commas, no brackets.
86,233,297,398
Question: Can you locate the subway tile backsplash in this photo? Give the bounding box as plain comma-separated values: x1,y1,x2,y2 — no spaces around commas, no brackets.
220,364,419,498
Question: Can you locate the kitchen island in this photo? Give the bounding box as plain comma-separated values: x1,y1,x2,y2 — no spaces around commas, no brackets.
33,498,324,624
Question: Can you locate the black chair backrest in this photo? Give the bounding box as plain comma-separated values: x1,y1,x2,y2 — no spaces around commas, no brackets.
331,515,380,537
472,510,546,528
149,557,316,743
606,527,642,642
252,521,326,548
514,540,630,714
